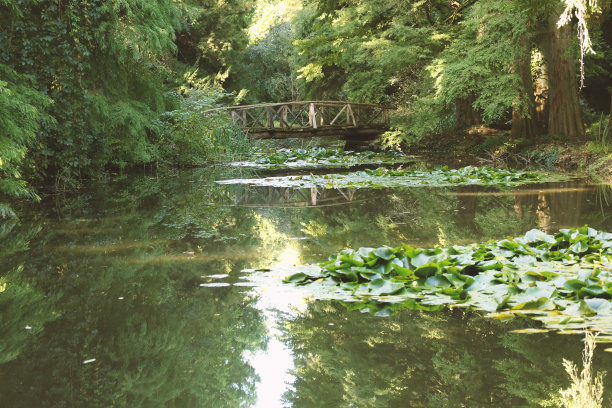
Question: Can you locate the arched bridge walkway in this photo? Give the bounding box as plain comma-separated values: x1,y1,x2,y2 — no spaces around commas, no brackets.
207,101,394,139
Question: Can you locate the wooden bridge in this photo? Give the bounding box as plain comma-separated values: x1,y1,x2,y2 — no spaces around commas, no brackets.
207,101,394,139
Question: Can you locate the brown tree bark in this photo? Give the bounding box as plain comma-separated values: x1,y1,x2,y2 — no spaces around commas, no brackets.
533,50,549,135
608,91,612,137
538,6,585,139
455,95,481,129
511,35,538,140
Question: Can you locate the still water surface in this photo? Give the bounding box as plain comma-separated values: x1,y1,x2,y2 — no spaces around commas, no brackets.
1,162,612,407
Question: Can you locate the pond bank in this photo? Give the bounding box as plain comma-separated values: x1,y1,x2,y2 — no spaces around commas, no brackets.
403,129,612,181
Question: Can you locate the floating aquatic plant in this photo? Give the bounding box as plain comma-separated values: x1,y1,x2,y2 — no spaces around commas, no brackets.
218,165,567,189
282,226,612,336
228,148,410,170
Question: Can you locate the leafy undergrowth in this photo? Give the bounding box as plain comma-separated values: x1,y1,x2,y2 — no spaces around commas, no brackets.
283,226,612,339
227,147,411,170
218,165,569,189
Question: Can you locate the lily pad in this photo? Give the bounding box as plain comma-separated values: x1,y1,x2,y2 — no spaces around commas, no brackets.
281,225,612,337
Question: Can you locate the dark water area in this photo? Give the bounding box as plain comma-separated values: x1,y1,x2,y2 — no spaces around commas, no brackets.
1,162,612,407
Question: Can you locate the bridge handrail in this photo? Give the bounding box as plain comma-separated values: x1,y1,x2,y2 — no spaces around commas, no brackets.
202,100,395,114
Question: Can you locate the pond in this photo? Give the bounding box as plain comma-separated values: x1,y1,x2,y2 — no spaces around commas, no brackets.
1,153,612,407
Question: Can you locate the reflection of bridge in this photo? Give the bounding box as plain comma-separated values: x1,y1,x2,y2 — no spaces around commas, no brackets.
230,185,385,208
208,101,394,140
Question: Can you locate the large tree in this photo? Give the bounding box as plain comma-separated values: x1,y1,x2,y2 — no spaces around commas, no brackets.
537,2,585,139
293,0,598,142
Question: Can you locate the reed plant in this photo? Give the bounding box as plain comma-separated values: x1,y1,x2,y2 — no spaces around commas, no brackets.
559,332,605,408
587,114,611,155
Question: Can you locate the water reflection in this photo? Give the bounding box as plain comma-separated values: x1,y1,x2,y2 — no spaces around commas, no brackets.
0,168,268,407
231,185,384,208
279,301,612,407
0,166,611,406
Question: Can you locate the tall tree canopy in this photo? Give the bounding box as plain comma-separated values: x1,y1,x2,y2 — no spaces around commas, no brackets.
291,0,611,141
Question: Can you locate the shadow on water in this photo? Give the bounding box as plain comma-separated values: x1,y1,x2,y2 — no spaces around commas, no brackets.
0,163,611,406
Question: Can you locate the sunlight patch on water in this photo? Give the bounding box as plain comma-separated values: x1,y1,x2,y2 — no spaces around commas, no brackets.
247,327,294,408
241,244,312,408
57,240,170,253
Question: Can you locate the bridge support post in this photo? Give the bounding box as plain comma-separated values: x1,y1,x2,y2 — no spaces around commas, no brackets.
309,103,317,129
282,106,288,128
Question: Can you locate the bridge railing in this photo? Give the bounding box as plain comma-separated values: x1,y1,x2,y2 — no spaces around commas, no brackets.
206,101,393,131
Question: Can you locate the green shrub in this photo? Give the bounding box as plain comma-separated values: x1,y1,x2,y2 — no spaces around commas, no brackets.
0,64,53,217
162,74,252,165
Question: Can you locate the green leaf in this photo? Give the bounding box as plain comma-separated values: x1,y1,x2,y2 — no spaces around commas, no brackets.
564,279,586,292
358,247,375,258
365,279,406,295
373,247,395,260
339,253,364,266
414,263,439,278
424,275,451,289
570,241,589,254
524,229,557,244
564,300,597,316
283,273,308,284
411,252,432,267
511,298,555,311
391,263,414,278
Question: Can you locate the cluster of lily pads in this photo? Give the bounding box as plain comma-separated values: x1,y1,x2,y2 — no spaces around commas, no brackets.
229,147,409,169
254,147,392,164
363,165,541,184
283,226,612,335
218,165,562,189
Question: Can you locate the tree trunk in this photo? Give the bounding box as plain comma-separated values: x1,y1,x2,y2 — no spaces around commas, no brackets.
608,91,612,138
455,95,481,129
538,6,585,139
511,35,538,141
533,50,549,135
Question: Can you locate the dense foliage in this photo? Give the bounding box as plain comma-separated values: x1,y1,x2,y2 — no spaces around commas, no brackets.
0,0,252,215
0,64,52,216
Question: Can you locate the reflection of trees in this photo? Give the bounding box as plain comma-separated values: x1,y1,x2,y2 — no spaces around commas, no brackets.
1,260,266,406
0,168,268,407
0,266,58,366
511,181,595,231
3,168,612,406
280,301,612,407
292,187,534,254
0,217,57,366
289,181,612,261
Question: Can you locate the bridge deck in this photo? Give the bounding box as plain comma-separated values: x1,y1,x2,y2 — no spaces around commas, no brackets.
206,101,393,140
